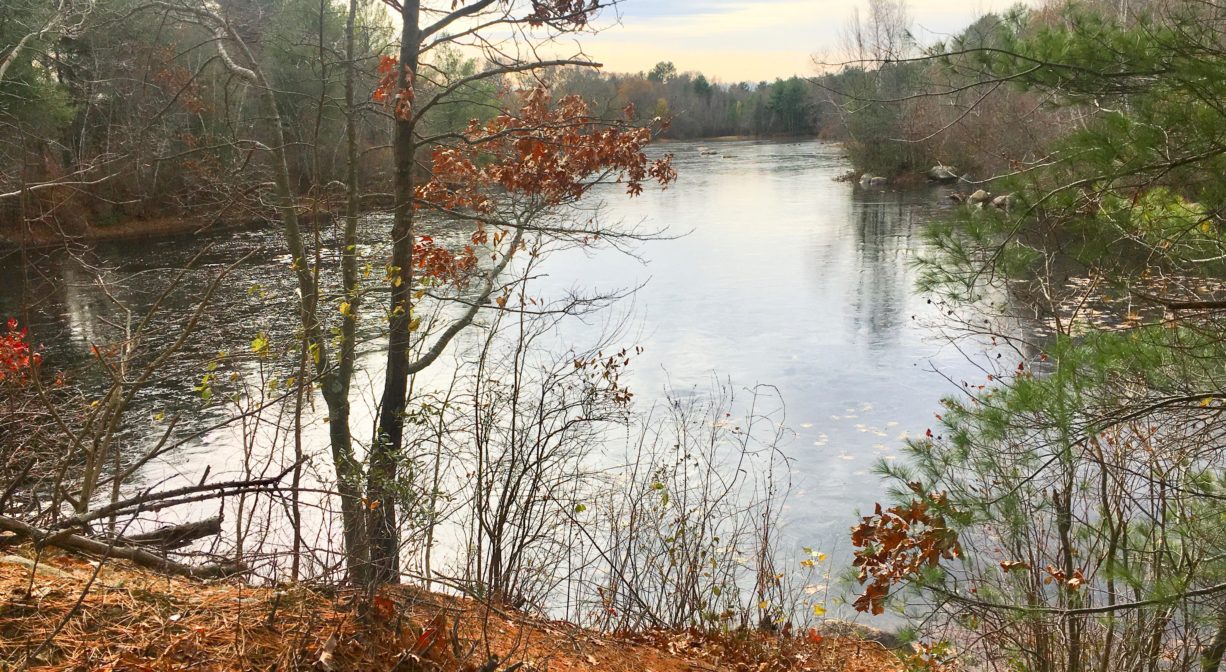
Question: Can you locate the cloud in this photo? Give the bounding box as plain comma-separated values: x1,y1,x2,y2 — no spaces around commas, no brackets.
584,0,1028,81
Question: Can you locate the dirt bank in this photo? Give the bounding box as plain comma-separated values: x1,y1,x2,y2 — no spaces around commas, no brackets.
0,547,900,671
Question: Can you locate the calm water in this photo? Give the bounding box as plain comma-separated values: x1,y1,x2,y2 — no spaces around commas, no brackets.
538,140,980,548
0,139,988,604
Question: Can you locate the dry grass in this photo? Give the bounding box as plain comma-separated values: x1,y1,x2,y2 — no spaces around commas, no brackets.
0,547,900,672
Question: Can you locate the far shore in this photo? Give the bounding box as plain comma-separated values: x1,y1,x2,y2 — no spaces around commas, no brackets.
0,208,351,251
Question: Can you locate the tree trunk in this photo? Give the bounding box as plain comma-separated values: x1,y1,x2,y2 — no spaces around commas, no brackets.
1201,611,1226,672
328,0,373,587
203,11,373,586
368,0,421,585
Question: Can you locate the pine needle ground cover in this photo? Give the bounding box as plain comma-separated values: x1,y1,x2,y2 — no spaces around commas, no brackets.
0,548,899,672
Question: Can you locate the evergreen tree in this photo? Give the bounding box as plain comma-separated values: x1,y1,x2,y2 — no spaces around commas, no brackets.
857,3,1226,670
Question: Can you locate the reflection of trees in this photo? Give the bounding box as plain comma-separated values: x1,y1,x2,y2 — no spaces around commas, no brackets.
847,188,921,349
0,248,107,355
0,252,28,319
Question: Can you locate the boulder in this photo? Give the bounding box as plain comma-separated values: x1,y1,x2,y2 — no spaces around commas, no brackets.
928,165,959,182
869,176,888,187
859,173,874,185
992,193,1013,209
815,619,903,649
968,189,992,205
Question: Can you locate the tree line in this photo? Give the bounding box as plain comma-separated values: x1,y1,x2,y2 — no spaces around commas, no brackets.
550,62,824,139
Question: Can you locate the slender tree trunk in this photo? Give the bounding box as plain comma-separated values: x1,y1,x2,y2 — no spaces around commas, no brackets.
368,0,421,584
199,11,373,585
1202,611,1226,672
328,0,373,586
0,0,66,83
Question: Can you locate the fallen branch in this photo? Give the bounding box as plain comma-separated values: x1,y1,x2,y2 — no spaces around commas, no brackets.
48,463,295,532
0,515,242,580
119,516,222,551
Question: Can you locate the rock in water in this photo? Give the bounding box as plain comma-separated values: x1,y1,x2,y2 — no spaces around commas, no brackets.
969,189,992,204
869,176,888,187
928,165,958,182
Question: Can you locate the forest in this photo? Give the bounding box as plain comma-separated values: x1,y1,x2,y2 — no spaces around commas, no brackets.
6,0,1226,671
0,0,821,245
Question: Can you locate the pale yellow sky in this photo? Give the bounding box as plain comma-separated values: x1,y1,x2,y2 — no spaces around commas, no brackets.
580,0,1031,82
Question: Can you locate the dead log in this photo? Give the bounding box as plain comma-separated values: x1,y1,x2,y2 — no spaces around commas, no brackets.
120,516,222,550
0,514,243,580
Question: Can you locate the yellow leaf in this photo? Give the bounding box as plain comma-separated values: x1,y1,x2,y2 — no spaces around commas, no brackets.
813,604,826,617
251,333,269,356
1201,397,1214,408
339,301,352,317
817,552,827,562
758,600,769,610
408,317,421,332
800,559,815,568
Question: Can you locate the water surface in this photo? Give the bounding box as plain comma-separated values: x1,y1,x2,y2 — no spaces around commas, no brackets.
0,139,988,609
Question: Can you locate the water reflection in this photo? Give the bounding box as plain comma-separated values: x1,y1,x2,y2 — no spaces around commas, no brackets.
847,187,924,350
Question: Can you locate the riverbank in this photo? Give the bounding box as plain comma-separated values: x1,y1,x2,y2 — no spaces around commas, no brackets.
0,212,336,251
0,547,900,671
0,190,402,250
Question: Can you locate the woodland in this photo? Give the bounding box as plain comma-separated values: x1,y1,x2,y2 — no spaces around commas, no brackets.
5,0,1226,671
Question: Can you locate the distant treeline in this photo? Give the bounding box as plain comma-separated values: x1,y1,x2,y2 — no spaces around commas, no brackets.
814,2,1103,179
550,62,827,139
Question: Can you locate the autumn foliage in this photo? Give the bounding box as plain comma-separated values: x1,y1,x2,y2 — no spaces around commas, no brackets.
418,87,675,212
850,483,961,615
525,0,599,27
372,55,413,121
399,87,675,285
414,234,477,285
0,319,39,384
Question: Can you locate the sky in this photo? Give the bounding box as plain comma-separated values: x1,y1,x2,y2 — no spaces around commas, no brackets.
579,0,1028,82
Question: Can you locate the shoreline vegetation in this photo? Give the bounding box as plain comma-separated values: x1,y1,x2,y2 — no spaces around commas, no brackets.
0,135,960,251
0,135,827,250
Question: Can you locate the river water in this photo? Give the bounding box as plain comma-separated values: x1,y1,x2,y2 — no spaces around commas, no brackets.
0,138,991,615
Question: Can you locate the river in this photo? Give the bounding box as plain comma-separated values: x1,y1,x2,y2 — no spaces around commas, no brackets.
0,138,991,618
